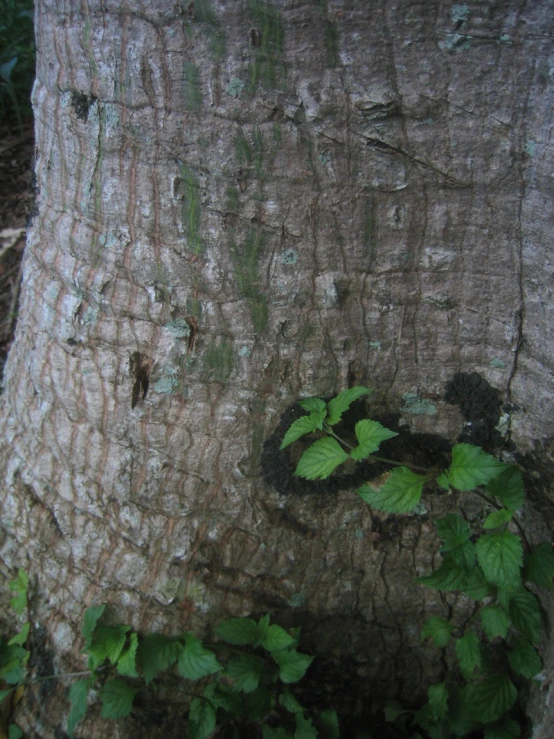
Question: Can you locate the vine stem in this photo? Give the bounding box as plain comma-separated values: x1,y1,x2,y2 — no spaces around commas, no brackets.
473,489,532,552
323,426,433,474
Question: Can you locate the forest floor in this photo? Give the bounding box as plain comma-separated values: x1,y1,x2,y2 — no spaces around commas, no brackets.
0,122,34,384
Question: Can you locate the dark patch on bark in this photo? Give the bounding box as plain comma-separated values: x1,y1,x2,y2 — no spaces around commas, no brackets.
70,90,97,122
261,400,451,497
444,371,502,448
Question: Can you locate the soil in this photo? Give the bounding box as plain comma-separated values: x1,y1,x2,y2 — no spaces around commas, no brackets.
0,121,34,385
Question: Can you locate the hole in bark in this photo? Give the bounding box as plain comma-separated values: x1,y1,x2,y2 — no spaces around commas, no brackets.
129,352,151,409
70,90,97,122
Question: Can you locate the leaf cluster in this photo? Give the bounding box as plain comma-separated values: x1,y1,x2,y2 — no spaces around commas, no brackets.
70,609,337,739
0,0,35,132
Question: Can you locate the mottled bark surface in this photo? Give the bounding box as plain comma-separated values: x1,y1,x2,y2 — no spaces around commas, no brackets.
1,0,554,736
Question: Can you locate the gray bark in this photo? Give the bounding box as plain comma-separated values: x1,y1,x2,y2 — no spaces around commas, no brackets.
1,0,554,735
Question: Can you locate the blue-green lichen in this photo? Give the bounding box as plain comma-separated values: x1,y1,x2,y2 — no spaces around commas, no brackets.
524,140,538,156
440,33,472,52
401,392,437,416
154,375,179,394
81,307,98,325
288,592,306,608
226,78,245,98
165,319,191,338
450,4,469,24
489,358,506,369
280,249,298,265
369,341,382,350
238,345,251,357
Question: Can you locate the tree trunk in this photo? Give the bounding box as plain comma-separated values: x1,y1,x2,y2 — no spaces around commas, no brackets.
2,0,554,735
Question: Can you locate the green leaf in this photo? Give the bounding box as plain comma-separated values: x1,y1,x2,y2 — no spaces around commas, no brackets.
9,593,26,617
462,566,493,600
447,688,479,736
295,437,349,480
256,614,271,646
67,678,91,738
203,682,244,716
315,710,340,739
87,624,130,669
263,729,293,739
487,467,525,511
325,386,372,426
279,687,305,713
295,712,317,739
357,467,427,513
188,697,217,739
99,679,138,719
523,542,554,588
509,589,542,644
81,604,106,645
117,632,139,678
464,673,517,723
435,514,475,572
8,725,23,739
417,554,468,591
436,472,450,490
244,686,272,721
262,624,297,653
448,444,505,491
455,631,481,676
420,616,453,647
496,587,516,612
384,700,410,722
273,650,314,684
428,682,449,720
280,415,323,450
483,509,513,529
137,633,182,684
226,653,265,693
178,633,222,680
350,419,398,461
508,636,542,678
476,530,523,588
480,605,511,639
0,644,29,684
298,398,326,414
8,622,30,647
483,716,521,739
216,617,261,645
0,689,13,703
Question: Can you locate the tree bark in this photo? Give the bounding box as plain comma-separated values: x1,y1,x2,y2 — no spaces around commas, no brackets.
2,0,554,735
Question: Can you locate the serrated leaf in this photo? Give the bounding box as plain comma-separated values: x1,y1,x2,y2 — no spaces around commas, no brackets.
9,569,29,595
447,688,480,736
137,633,182,684
279,687,305,713
417,554,468,591
326,386,372,426
273,650,314,684
295,712,317,739
476,530,523,588
464,673,517,723
67,678,91,738
435,514,476,573
456,631,481,676
99,679,138,719
483,509,513,529
256,614,271,647
462,566,493,600
428,682,449,720
357,467,427,513
480,605,511,639
436,472,450,490
508,637,542,678
9,593,26,617
421,616,453,647
262,624,297,653
81,604,106,645
295,437,349,480
203,682,244,716
509,589,542,644
350,419,398,461
188,697,216,739
8,623,30,647
244,686,272,721
298,398,326,414
448,444,506,491
483,716,521,739
523,542,554,589
178,633,222,680
226,653,265,693
117,632,139,677
280,415,322,450
316,710,340,739
0,644,29,684
216,617,261,645
487,467,525,511
87,624,130,669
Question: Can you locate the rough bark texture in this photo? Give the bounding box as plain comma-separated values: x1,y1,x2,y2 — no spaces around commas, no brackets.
1,0,554,736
